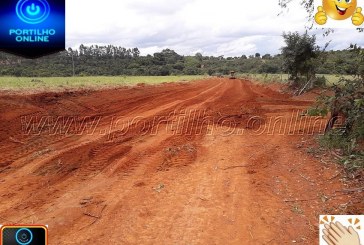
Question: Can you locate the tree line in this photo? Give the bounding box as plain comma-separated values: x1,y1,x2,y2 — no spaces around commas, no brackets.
0,44,361,77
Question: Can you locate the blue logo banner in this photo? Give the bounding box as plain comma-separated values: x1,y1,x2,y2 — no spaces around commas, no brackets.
0,0,65,58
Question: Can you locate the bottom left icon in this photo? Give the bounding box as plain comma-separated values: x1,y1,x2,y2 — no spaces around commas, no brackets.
0,225,48,245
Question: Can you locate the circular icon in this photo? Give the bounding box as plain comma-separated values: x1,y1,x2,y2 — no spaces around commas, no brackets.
15,228,33,245
16,0,50,24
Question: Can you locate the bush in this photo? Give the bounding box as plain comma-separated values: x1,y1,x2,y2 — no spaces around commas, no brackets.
340,153,364,172
319,129,355,154
307,107,328,116
314,76,327,88
317,77,364,174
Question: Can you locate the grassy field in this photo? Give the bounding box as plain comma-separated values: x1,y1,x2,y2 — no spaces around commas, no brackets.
239,73,355,85
0,74,356,92
0,75,207,91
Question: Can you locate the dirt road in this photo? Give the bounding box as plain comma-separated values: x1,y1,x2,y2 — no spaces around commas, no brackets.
0,79,351,244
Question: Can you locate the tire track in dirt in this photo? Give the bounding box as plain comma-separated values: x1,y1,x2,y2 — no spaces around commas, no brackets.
0,78,351,244
0,80,225,216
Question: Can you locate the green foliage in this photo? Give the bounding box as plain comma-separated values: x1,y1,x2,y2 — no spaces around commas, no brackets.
307,107,328,117
320,130,364,172
307,93,330,116
331,78,364,140
315,76,327,87
340,153,364,172
281,32,319,83
262,54,272,59
318,48,364,172
0,44,362,78
278,0,363,173
319,129,355,154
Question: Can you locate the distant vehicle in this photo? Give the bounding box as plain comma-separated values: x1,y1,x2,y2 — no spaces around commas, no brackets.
229,71,236,79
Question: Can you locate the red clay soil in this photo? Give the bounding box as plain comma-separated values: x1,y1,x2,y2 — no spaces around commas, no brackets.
0,78,358,244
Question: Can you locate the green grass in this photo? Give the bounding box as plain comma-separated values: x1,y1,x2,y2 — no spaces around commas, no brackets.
0,75,207,91
0,74,356,92
238,73,354,85
238,73,289,83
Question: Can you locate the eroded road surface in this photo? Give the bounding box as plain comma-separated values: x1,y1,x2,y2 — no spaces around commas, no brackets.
0,79,350,244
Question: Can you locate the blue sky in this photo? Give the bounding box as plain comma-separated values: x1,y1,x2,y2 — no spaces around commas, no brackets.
66,0,364,56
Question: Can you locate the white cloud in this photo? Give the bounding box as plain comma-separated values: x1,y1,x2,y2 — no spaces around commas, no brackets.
66,0,364,56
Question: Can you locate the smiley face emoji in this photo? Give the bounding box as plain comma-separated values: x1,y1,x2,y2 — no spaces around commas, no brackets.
323,0,357,20
315,0,364,26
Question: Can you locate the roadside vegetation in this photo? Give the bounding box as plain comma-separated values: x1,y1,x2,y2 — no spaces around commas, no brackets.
0,75,206,91
238,73,353,85
279,30,363,175
315,73,364,174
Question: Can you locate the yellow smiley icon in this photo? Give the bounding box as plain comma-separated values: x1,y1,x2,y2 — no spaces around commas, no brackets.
315,0,364,26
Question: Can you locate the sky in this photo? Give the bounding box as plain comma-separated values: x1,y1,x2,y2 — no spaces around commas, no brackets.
66,0,364,57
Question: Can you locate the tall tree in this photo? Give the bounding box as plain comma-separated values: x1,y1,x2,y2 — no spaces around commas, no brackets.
281,32,319,86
